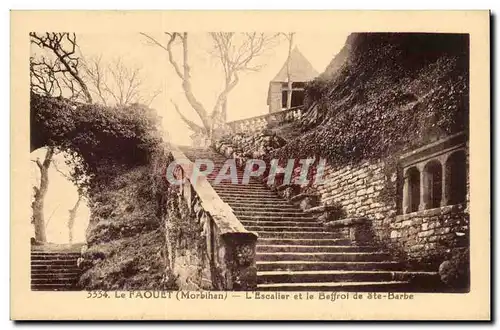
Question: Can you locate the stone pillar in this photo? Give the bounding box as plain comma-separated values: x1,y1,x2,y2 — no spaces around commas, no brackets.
441,160,449,207
222,232,258,291
419,166,429,211
402,172,410,214
183,180,192,211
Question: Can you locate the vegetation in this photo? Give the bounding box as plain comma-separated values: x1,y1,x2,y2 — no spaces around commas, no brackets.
79,165,173,290
31,93,164,192
273,33,469,164
31,92,173,289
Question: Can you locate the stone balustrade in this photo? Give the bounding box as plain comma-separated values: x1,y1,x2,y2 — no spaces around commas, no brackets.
166,146,258,291
225,106,305,134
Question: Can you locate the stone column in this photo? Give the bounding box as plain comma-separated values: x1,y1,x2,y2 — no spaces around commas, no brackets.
441,158,450,207
222,232,258,291
183,180,192,211
419,166,429,211
402,172,410,214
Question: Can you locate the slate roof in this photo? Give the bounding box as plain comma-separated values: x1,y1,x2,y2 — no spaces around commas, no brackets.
271,47,319,82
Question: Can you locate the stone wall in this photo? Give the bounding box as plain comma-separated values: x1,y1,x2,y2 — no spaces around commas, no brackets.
388,204,469,267
308,156,469,269
268,82,282,113
164,147,258,291
212,131,469,272
165,186,214,290
312,160,395,238
225,106,304,134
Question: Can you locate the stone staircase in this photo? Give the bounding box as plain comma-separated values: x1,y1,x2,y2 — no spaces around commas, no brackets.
180,147,440,292
31,245,82,291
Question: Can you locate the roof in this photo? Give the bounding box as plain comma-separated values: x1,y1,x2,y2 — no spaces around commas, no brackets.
271,47,319,82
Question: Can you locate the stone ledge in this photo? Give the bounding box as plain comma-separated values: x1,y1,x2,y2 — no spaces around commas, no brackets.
290,193,318,203
170,146,256,237
396,203,466,222
276,183,298,192
304,204,342,214
324,217,369,228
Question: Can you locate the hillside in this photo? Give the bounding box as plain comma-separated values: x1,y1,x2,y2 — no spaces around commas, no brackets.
273,33,469,164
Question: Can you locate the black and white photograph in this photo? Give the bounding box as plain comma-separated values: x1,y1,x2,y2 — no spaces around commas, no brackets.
9,10,490,321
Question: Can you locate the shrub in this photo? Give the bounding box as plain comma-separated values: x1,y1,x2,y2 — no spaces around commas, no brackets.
273,33,469,165
30,93,164,192
438,247,470,291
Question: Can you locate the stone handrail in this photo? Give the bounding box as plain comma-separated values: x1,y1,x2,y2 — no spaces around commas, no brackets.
225,105,305,133
168,146,258,290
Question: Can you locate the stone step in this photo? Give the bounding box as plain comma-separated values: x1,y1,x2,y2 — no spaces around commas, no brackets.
257,281,412,292
257,238,352,245
256,244,378,253
217,191,279,198
213,185,268,191
238,215,315,221
214,187,271,194
230,205,299,212
257,270,437,284
31,283,80,291
208,179,267,185
31,271,80,277
225,198,293,205
214,180,264,186
178,147,435,293
256,260,403,272
31,264,80,270
31,277,79,284
241,220,322,227
206,174,253,180
31,258,80,263
31,259,78,266
235,210,309,217
210,182,266,187
256,231,341,239
31,253,80,259
206,175,250,181
209,168,249,173
246,225,326,232
256,251,391,262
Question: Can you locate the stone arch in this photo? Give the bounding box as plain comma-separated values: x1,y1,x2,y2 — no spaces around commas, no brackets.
446,149,467,205
30,93,163,244
406,166,420,213
424,159,443,209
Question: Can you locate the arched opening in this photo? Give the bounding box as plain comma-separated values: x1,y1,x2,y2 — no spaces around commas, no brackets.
407,166,420,212
424,160,443,209
30,147,90,245
446,150,467,205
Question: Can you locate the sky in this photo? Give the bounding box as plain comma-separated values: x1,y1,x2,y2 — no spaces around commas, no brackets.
79,31,350,144
30,31,350,244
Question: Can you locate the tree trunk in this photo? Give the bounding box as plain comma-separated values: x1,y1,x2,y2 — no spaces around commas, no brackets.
221,99,228,123
67,194,82,245
32,147,54,243
286,33,294,110
286,81,293,110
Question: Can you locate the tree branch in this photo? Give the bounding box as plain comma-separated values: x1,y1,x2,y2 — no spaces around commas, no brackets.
170,99,204,133
30,32,92,103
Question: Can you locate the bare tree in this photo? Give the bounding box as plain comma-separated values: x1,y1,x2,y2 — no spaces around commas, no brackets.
67,195,83,244
81,56,161,107
30,32,91,244
53,160,84,244
31,148,54,243
30,33,92,103
141,32,279,137
282,33,295,110
209,32,279,122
